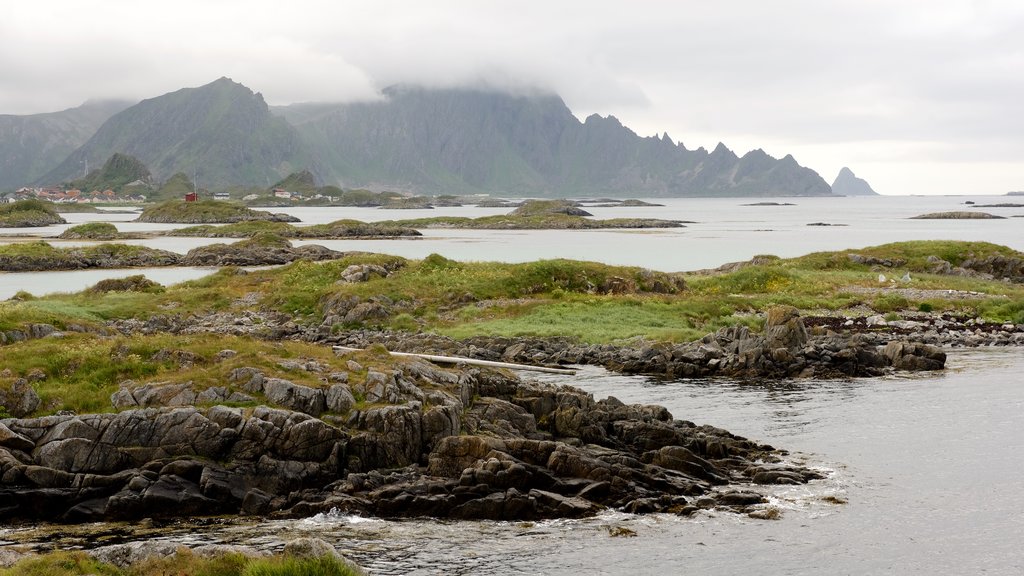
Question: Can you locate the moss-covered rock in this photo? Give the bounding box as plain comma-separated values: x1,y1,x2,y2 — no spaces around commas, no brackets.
136,200,299,224
0,199,66,227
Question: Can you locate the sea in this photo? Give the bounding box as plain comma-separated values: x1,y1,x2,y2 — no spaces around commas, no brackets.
1,196,1023,574
1,195,1023,299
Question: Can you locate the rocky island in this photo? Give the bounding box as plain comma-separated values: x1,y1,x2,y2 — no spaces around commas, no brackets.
379,199,688,229
167,219,422,239
0,234,344,271
136,199,299,224
0,199,66,228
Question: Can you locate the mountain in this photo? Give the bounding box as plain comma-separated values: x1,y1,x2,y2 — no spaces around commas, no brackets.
277,86,832,197
68,153,153,193
831,167,878,196
16,80,832,197
40,78,313,189
0,100,130,190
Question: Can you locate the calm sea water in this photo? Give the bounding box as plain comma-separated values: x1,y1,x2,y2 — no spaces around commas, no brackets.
1,195,1021,298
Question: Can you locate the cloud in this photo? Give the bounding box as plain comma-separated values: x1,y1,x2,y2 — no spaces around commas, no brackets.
2,0,1022,194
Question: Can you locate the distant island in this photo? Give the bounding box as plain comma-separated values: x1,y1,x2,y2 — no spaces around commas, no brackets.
831,167,879,196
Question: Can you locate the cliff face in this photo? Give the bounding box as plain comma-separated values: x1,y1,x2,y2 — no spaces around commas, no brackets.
831,167,879,196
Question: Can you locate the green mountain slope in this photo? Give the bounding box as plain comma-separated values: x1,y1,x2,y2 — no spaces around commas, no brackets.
41,78,313,189
0,100,131,190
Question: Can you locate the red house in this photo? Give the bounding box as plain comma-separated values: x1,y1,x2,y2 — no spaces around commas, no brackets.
185,192,198,202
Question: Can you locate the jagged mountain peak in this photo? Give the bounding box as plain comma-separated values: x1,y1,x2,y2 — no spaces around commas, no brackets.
832,167,878,196
5,81,832,197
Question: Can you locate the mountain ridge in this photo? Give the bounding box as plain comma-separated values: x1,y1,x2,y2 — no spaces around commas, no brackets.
4,79,833,197
279,85,832,197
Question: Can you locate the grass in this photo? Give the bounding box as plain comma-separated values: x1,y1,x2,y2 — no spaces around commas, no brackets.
441,295,759,343
2,241,1022,355
0,330,445,416
0,549,362,576
0,199,59,216
136,200,283,223
0,241,178,272
58,222,122,239
0,199,66,227
0,551,121,576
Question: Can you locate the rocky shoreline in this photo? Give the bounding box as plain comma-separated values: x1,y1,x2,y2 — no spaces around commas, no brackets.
0,346,820,526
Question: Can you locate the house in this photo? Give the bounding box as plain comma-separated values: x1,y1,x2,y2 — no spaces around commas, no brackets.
213,192,230,201
272,188,291,199
185,192,198,202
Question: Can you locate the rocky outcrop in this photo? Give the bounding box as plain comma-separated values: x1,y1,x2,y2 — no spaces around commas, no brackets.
333,307,948,379
0,245,181,272
180,236,344,266
926,254,1024,283
959,254,1024,283
0,353,819,523
0,379,40,418
0,237,347,272
910,211,1005,219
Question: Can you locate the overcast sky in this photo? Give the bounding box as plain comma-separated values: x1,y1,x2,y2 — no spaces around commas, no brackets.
3,0,1022,195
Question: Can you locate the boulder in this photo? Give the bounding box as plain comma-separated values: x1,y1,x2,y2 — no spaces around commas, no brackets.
882,341,946,371
0,378,41,417
262,378,327,416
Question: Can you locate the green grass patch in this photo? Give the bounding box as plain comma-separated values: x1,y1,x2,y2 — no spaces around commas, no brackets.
0,551,121,576
0,549,361,576
0,199,66,227
137,200,284,223
0,332,362,415
58,222,122,240
1,241,1021,349
441,296,759,344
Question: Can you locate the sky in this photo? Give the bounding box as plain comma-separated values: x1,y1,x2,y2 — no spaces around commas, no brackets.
2,0,1022,195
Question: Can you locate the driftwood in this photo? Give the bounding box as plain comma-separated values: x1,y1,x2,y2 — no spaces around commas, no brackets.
331,346,577,375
